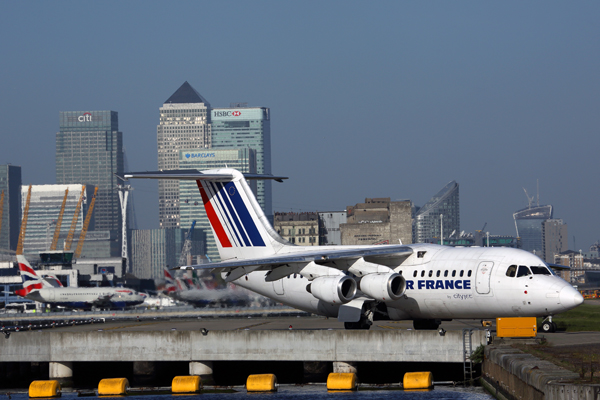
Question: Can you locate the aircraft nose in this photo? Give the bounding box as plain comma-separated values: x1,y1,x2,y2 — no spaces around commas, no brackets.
559,285,584,309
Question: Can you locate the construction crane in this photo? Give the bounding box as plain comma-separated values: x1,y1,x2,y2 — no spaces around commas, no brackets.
50,189,69,251
178,220,196,267
16,185,32,255
74,187,97,259
63,186,85,251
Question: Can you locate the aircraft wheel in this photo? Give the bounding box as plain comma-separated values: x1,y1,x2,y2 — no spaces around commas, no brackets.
413,319,440,330
541,321,555,333
551,322,558,332
344,318,371,330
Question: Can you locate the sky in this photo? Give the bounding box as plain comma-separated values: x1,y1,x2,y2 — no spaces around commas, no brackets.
1,1,598,251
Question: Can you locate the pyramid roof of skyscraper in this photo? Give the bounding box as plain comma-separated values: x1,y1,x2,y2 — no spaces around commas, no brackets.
164,81,211,107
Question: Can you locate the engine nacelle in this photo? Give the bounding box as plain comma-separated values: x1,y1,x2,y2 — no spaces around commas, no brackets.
359,272,405,301
307,275,357,305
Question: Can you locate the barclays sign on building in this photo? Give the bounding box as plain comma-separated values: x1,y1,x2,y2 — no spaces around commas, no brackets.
185,152,216,159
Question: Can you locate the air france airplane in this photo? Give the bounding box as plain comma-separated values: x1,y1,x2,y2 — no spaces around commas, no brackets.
123,168,583,331
15,255,145,310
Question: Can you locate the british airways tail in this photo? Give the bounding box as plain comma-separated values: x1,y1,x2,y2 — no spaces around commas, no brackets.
123,169,288,261
15,255,51,297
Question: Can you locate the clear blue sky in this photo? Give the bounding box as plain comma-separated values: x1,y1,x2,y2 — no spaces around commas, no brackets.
1,1,598,250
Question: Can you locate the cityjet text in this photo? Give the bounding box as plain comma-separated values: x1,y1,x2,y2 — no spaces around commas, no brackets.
405,280,472,290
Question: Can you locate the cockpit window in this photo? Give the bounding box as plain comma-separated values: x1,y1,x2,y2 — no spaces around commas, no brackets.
531,266,552,275
517,265,532,277
506,265,517,278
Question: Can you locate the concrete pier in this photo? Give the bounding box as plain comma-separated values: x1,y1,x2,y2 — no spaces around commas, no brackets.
49,361,73,387
0,329,487,364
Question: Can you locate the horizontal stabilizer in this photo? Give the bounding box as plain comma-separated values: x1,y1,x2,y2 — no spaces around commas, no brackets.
119,169,288,182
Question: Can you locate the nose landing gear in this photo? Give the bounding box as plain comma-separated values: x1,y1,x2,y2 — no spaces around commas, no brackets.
540,316,557,333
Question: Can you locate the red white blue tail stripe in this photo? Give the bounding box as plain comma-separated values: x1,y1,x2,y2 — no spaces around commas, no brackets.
15,255,45,297
198,180,266,248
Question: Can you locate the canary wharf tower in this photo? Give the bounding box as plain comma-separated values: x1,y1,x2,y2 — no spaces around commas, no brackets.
56,111,123,237
157,82,211,228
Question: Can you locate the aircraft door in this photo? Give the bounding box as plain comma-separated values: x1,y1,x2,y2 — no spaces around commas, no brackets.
49,291,55,301
475,262,494,295
273,279,284,295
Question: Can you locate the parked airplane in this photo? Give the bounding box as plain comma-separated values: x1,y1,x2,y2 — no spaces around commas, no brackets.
123,168,583,331
163,268,252,308
15,255,145,310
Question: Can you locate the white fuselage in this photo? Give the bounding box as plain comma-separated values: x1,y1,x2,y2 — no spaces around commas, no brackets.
25,287,145,309
232,244,582,320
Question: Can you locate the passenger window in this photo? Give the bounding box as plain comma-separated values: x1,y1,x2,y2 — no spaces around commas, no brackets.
460,270,464,277
452,270,456,277
517,265,532,277
506,265,517,278
413,270,417,278
436,271,441,277
530,266,552,275
421,270,425,277
444,270,448,277
467,270,472,277
428,270,433,277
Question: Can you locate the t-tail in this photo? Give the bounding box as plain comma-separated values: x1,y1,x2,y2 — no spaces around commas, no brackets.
15,255,51,297
122,168,289,262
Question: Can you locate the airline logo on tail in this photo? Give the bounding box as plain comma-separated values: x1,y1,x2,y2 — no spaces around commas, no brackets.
197,180,265,248
15,255,47,297
163,268,177,293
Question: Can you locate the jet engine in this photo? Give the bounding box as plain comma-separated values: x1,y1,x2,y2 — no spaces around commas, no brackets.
359,272,405,301
306,275,357,305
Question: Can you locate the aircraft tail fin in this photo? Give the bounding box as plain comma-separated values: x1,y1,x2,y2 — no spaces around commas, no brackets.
164,268,178,293
15,255,49,297
123,168,290,261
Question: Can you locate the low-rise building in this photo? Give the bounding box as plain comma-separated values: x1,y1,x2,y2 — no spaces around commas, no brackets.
340,198,412,246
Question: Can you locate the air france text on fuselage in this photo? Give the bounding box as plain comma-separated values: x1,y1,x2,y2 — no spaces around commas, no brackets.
405,279,472,290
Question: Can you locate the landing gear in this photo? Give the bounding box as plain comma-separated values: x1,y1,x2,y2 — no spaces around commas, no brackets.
344,306,374,330
541,316,557,333
413,319,441,330
344,317,372,330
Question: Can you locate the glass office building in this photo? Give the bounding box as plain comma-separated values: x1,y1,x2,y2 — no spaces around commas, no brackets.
513,205,553,256
211,107,272,219
178,148,256,261
157,82,212,229
56,111,123,256
414,181,460,244
0,165,21,253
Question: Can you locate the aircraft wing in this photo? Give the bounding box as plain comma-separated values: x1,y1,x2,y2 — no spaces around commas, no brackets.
176,245,413,272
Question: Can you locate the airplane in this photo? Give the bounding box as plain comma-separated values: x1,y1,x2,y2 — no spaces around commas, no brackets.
15,255,146,310
122,168,584,332
162,267,253,308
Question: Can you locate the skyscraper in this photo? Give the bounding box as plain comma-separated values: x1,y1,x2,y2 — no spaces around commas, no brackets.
211,106,272,218
56,111,123,256
413,181,460,244
0,165,22,252
513,204,552,255
542,219,568,263
157,82,211,228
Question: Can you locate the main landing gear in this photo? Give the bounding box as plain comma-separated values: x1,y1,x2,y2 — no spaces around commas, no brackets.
413,319,441,330
540,316,557,333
